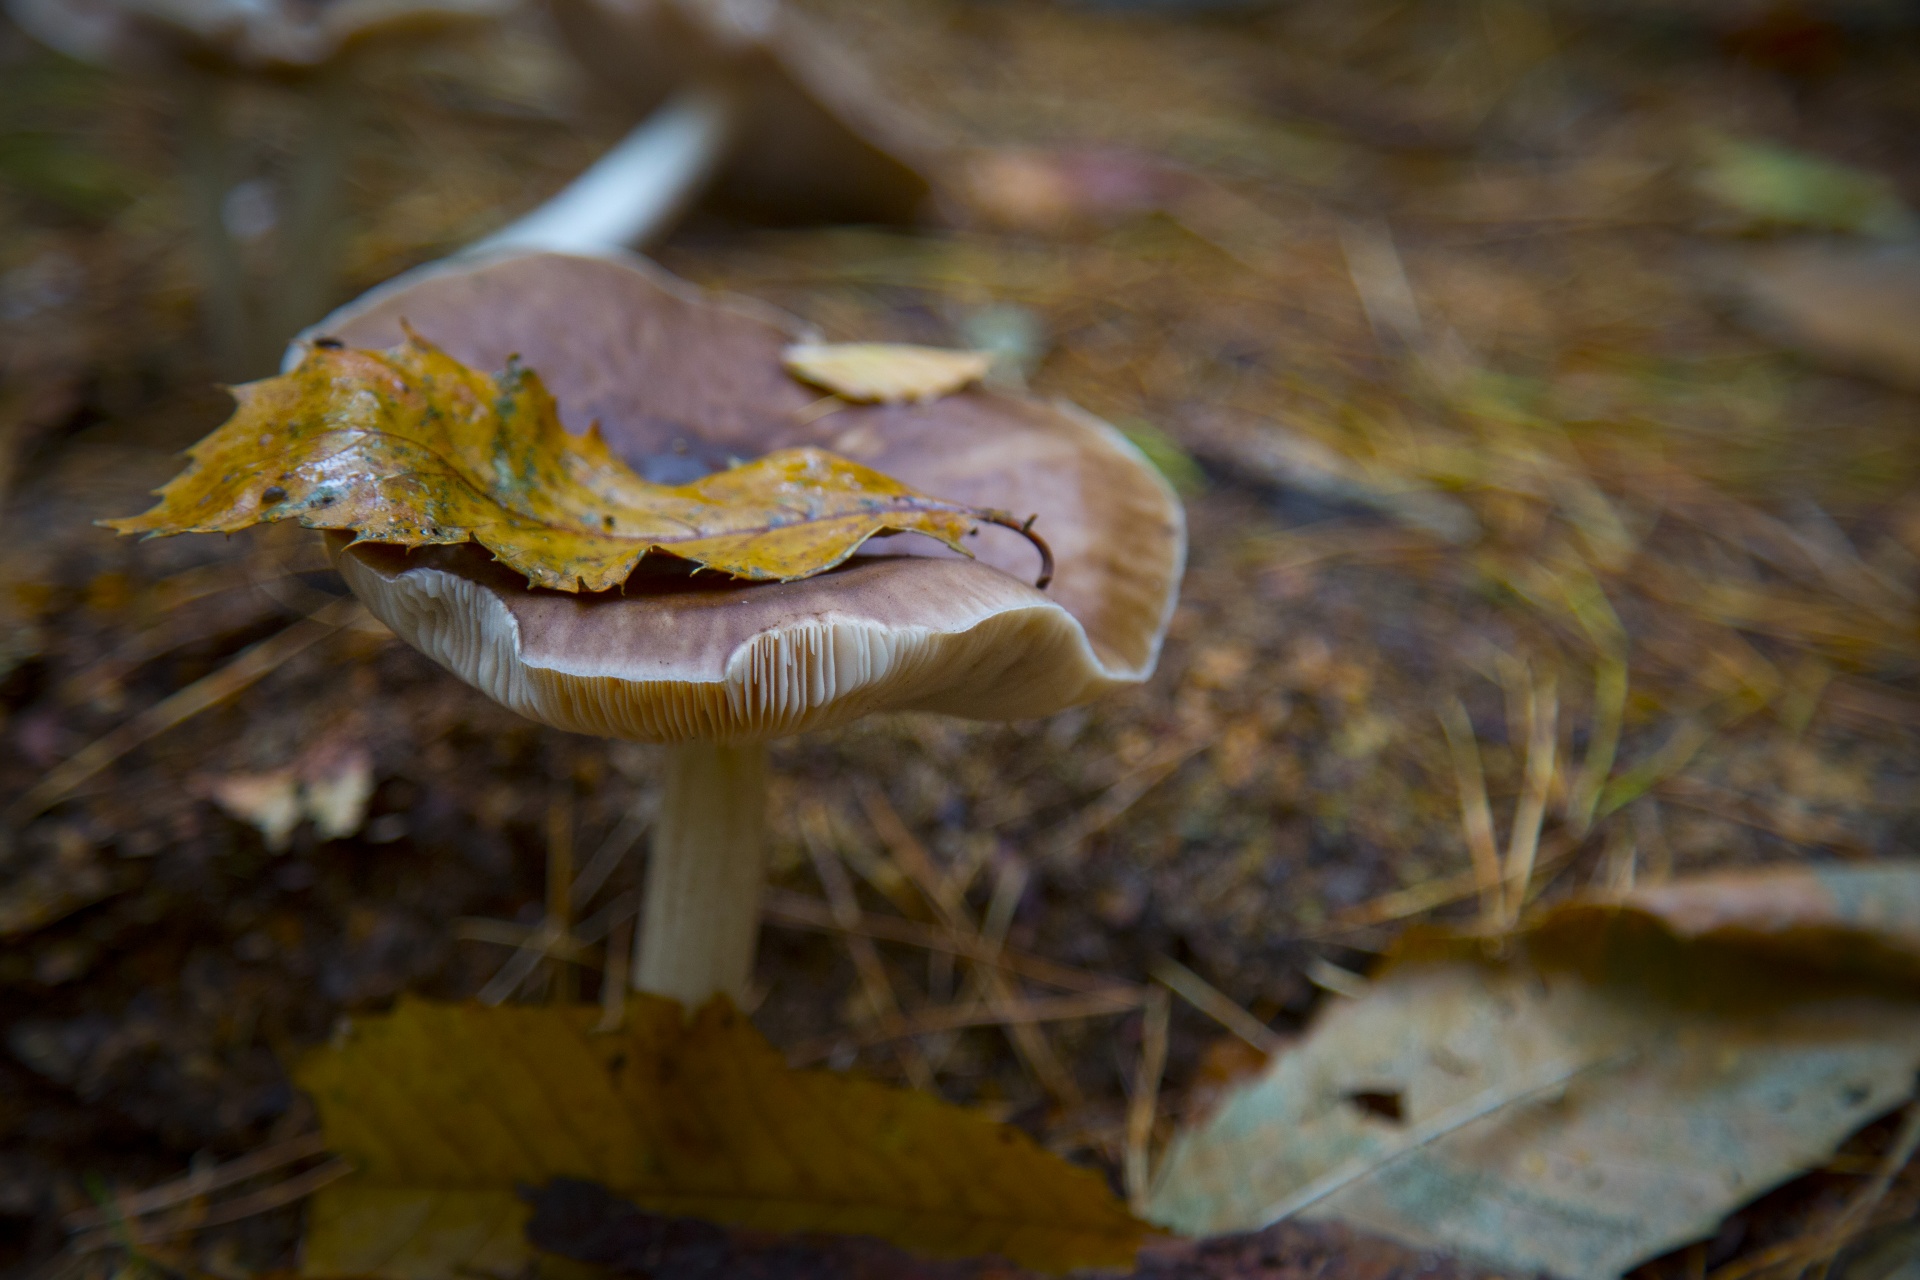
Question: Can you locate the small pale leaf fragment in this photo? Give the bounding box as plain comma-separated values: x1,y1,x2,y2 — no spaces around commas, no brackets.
296,995,1145,1279
104,332,1041,592
784,342,993,405
205,771,302,852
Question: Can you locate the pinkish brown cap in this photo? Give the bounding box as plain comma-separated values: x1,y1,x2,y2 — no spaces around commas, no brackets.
311,250,1184,743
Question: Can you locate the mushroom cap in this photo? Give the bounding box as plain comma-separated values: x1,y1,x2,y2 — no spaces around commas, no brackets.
5,0,511,70
310,250,1184,743
546,0,933,226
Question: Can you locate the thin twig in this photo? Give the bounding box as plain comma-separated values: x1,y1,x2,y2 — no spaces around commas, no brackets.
60,582,288,707
1301,841,1580,939
857,782,967,922
473,799,646,1005
758,888,1127,995
799,802,933,1090
1126,987,1172,1215
477,919,567,1005
8,598,364,827
1149,955,1282,1054
70,1159,352,1253
571,797,651,911
64,1133,328,1230
1043,737,1206,865
1798,1103,1920,1280
848,794,1086,1105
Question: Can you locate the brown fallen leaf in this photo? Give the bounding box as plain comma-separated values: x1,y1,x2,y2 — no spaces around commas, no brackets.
784,342,993,405
295,995,1146,1278
105,331,1047,592
1148,862,1920,1280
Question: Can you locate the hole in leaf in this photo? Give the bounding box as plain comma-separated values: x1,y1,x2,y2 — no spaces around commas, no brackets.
1345,1090,1405,1123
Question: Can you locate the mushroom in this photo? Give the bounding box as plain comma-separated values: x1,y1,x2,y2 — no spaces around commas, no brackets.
472,0,933,256
4,0,515,375
303,249,1184,1008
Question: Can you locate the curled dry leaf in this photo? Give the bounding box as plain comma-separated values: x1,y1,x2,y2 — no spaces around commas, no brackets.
104,332,1048,592
201,732,374,853
784,342,993,405
1148,862,1920,1280
296,995,1146,1278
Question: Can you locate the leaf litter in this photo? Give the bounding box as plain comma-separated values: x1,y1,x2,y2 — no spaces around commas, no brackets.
7,2,1920,1279
1147,863,1920,1280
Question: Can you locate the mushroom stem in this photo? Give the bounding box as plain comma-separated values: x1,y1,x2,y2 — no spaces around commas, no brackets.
634,739,767,1008
469,81,742,258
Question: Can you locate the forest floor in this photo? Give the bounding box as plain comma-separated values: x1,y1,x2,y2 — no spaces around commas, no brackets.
2,0,1919,1276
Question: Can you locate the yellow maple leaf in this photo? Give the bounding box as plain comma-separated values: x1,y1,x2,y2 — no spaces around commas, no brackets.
296,996,1145,1278
104,332,1044,593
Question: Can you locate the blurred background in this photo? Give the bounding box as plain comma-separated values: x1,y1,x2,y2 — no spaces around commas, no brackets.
2,0,1918,1273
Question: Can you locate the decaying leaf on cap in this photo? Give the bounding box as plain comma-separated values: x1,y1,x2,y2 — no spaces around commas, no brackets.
103,331,1049,593
295,994,1148,1278
784,341,993,405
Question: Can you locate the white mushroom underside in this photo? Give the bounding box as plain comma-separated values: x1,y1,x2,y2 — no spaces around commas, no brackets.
337,548,1135,743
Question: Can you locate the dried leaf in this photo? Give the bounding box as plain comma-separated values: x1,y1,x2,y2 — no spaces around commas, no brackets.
783,343,992,405
201,732,375,852
301,738,374,842
105,332,1041,592
296,995,1145,1279
204,770,302,852
1148,863,1920,1280
1694,134,1916,240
